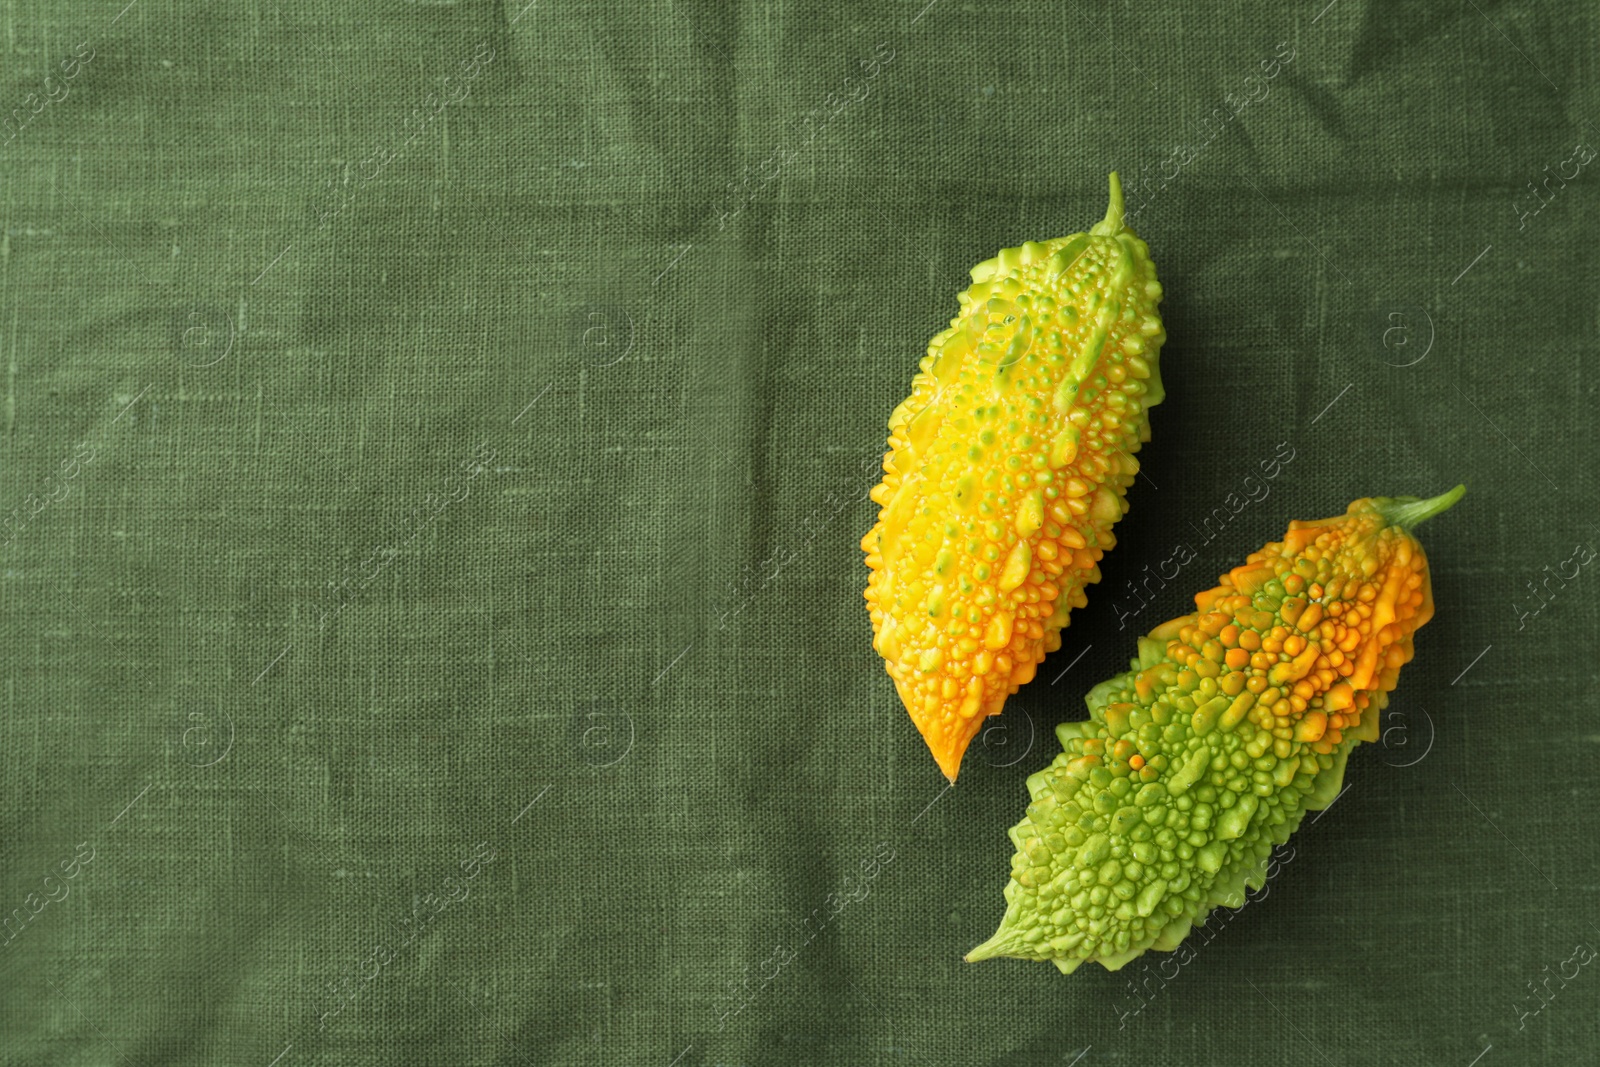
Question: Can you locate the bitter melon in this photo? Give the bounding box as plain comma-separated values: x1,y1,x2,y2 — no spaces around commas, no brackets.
967,487,1464,972
861,173,1167,783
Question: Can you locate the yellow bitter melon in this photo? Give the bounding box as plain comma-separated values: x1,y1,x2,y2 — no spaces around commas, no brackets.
861,173,1168,782
967,487,1464,973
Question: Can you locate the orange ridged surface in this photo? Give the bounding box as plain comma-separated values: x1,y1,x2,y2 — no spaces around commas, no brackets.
1161,494,1443,755
861,174,1167,781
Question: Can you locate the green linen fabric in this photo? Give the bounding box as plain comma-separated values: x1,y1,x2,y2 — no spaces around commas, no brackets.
2,1,1597,1064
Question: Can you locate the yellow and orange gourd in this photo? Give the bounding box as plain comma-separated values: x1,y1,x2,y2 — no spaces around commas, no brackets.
861,173,1167,782
967,488,1465,972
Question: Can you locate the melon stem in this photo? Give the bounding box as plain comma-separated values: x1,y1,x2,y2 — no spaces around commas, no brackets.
1090,172,1125,236
1374,484,1466,530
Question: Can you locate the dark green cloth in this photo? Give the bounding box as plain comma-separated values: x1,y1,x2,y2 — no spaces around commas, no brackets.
2,1,1596,1064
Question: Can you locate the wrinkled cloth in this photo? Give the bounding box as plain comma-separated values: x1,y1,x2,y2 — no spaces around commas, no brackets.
2,2,1595,1065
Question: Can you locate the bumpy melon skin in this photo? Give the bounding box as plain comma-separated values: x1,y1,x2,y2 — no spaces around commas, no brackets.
967,488,1464,971
862,173,1167,783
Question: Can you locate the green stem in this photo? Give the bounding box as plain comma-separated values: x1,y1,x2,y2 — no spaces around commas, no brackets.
1373,484,1467,530
1090,172,1125,236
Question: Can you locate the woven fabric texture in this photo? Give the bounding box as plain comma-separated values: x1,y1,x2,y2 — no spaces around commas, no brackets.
2,1,1597,1064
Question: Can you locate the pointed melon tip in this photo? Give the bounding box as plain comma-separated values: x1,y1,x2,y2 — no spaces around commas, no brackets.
965,930,1013,962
